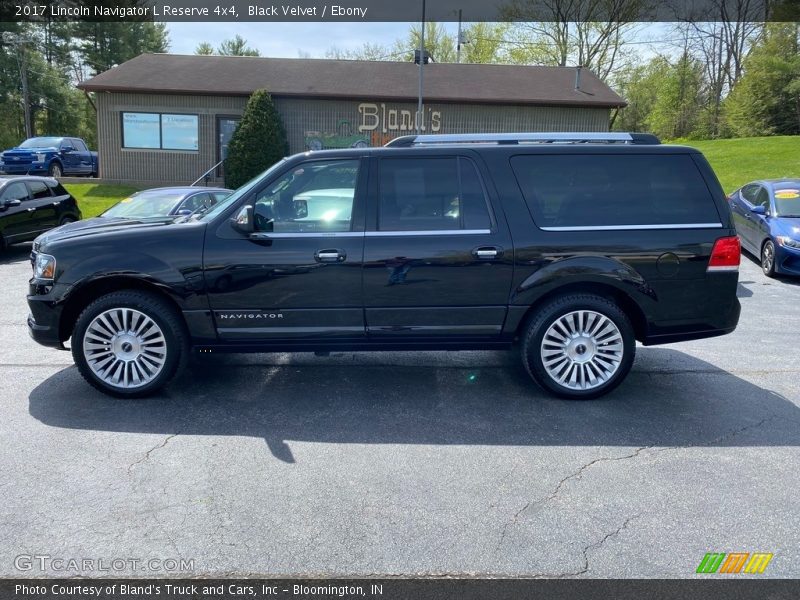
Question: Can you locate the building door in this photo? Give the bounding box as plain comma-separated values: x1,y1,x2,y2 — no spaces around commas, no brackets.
216,116,241,178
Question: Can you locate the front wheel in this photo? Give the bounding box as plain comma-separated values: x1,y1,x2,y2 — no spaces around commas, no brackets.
521,294,636,399
48,162,62,177
761,240,776,277
72,290,188,398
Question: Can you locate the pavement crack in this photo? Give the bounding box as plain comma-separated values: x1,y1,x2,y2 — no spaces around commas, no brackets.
128,434,178,473
495,448,647,553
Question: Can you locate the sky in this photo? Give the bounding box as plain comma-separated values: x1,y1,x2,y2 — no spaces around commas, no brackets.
166,22,676,61
167,22,416,58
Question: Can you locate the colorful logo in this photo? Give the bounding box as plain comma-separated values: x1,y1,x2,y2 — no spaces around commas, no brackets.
696,552,773,574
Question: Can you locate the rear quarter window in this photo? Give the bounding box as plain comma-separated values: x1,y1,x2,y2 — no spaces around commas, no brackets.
510,154,721,229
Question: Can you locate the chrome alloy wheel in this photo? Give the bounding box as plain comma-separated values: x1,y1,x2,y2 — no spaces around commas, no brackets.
540,310,624,391
762,242,774,273
82,308,167,389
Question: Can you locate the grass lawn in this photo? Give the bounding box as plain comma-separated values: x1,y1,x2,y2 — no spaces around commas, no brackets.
671,135,799,193
63,183,142,218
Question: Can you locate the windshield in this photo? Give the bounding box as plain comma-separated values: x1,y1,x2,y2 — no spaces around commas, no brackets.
774,186,800,217
199,159,288,222
19,137,63,149
102,191,185,218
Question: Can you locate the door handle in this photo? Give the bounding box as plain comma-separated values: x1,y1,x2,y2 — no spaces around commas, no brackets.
472,246,503,260
26,207,36,212
315,249,346,263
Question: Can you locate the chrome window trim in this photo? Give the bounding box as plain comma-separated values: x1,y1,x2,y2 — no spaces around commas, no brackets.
367,229,492,237
539,223,723,232
251,231,365,238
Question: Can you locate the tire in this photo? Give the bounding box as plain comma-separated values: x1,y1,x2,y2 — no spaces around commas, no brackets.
71,290,188,398
520,294,636,400
59,216,77,226
48,162,62,178
761,239,776,278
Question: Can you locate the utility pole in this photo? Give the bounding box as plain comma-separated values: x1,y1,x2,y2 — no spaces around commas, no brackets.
2,33,33,138
456,9,463,63
416,0,426,134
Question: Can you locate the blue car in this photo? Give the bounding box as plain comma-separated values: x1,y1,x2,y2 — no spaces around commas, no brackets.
730,179,800,277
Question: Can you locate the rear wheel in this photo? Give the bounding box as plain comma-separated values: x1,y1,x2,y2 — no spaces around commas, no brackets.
59,216,77,226
521,294,635,399
761,240,776,277
72,290,188,398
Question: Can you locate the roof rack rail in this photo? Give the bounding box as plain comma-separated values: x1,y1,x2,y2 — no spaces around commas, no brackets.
384,132,660,147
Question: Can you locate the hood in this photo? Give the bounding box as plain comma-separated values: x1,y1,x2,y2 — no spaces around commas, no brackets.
774,216,800,239
34,216,178,249
5,146,59,153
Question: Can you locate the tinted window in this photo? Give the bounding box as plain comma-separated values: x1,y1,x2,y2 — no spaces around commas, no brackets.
510,154,721,228
71,138,88,152
378,157,491,231
179,192,213,212
0,182,28,202
753,187,770,209
254,159,359,233
28,181,52,199
741,184,760,204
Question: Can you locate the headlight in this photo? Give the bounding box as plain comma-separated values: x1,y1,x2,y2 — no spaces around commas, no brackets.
33,253,56,280
776,236,800,249
35,153,46,162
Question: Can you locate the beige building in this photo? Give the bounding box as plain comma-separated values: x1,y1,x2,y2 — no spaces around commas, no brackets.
78,53,626,185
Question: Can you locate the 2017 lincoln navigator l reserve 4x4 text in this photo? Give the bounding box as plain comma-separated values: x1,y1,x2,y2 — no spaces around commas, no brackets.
27,132,741,399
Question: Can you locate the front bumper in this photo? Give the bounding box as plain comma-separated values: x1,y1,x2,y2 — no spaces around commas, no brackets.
775,242,800,276
0,162,46,174
27,281,72,348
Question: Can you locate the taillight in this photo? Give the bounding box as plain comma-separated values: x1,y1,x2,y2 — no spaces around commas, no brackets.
707,236,741,272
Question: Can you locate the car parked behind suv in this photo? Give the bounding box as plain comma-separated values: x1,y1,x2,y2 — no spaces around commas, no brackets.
0,176,81,250
27,132,740,399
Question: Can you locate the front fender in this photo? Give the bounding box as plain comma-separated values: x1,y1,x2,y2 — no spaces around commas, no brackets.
63,251,206,311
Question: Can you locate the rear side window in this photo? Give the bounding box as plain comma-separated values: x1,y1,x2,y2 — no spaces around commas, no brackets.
510,154,721,229
27,181,52,199
378,157,491,231
71,138,88,152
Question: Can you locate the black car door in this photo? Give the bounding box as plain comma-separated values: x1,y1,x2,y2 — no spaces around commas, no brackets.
203,157,367,342
0,181,34,241
26,180,58,230
362,151,514,339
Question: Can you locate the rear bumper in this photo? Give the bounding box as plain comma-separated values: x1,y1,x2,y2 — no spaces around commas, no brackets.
642,296,741,346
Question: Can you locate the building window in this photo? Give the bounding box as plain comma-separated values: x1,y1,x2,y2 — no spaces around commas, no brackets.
122,112,199,151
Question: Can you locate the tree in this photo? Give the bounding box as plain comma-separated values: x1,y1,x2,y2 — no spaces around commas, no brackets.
724,23,800,137
500,0,643,80
224,89,288,189
217,35,260,57
195,42,214,55
74,21,169,76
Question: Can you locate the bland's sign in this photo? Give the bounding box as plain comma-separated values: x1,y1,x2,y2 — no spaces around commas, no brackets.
358,103,442,133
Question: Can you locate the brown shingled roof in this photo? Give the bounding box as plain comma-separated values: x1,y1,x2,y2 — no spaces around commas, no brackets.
78,53,626,108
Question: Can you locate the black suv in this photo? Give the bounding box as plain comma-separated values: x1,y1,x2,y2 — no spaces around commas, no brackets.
1,176,81,249
27,133,740,399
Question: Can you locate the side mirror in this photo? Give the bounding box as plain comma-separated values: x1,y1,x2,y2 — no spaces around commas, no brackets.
230,205,254,234
61,146,74,153
751,205,767,216
176,209,193,216
3,199,22,209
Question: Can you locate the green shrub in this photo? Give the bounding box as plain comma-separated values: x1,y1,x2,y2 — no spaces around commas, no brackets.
224,89,289,189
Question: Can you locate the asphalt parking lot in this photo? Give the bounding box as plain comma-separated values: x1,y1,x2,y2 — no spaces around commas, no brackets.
1,242,798,578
